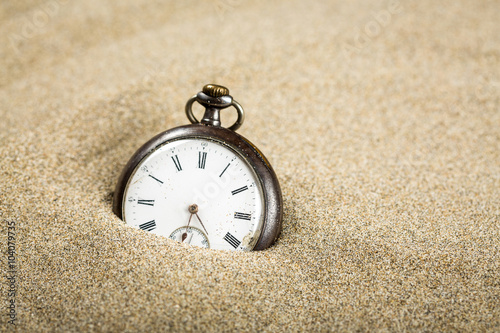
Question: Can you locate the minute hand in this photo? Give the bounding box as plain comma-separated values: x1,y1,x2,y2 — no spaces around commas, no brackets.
195,213,209,235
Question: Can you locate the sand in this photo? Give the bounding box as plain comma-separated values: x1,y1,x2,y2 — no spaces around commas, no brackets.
1,0,499,331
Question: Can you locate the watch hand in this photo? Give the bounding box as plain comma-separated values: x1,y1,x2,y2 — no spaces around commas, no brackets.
195,213,209,235
182,211,194,242
186,203,208,234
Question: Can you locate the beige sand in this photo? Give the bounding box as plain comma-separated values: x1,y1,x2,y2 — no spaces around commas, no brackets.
1,0,499,331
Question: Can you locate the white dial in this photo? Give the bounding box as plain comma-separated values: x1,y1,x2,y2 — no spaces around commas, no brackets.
122,138,265,251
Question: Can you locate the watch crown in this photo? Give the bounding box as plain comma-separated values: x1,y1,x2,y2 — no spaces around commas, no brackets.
202,84,229,98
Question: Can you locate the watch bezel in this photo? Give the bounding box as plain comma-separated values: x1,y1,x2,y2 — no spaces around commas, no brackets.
112,124,283,251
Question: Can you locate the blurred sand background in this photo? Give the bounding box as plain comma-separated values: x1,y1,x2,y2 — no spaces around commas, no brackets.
1,0,499,331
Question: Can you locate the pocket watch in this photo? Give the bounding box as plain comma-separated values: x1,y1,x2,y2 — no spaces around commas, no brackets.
113,84,283,251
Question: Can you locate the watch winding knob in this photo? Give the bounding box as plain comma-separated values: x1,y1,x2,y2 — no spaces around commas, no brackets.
202,84,229,98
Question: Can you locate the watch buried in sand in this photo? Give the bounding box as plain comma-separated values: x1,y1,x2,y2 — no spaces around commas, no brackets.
113,84,283,251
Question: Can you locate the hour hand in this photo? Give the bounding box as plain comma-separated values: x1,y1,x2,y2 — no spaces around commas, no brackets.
195,213,209,235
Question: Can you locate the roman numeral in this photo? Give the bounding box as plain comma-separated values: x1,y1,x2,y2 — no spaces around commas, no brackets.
234,212,251,220
231,186,248,195
223,232,241,249
139,220,156,231
148,175,163,184
198,152,207,169
171,155,182,171
219,163,230,177
137,199,155,206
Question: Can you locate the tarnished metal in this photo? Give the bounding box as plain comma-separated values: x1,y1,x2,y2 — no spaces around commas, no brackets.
185,84,245,131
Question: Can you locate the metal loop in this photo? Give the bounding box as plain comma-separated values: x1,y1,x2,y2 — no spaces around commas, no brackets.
185,95,199,124
228,100,245,131
185,96,245,131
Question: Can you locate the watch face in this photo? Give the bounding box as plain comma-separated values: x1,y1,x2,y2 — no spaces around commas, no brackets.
122,137,265,251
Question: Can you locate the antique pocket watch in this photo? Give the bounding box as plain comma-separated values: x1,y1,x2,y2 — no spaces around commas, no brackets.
113,84,283,251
